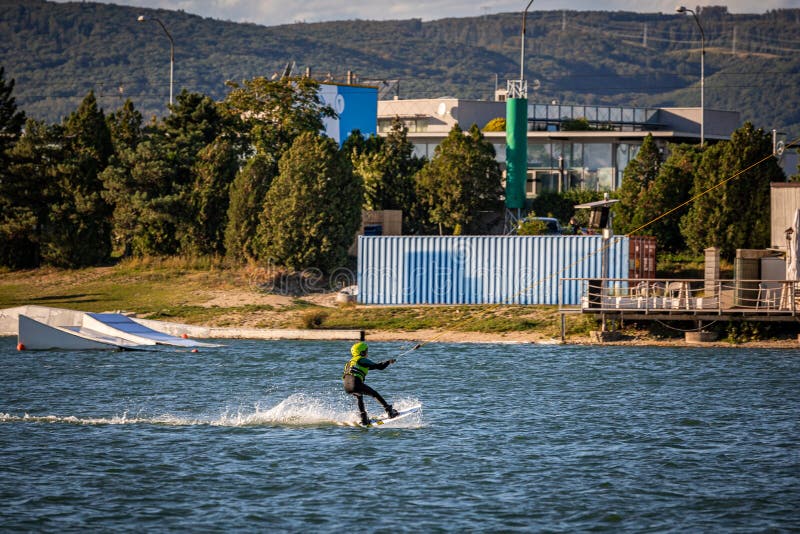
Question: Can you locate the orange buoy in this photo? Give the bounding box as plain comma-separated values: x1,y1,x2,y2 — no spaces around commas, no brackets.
181,333,188,339
191,348,199,353
17,342,25,351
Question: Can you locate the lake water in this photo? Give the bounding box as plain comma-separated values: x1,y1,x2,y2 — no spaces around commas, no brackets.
1,338,798,532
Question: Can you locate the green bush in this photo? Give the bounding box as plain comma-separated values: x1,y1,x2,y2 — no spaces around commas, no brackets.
517,213,548,235
301,309,329,329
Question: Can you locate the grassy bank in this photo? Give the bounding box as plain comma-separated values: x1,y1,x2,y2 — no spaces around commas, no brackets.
5,259,796,344
0,258,600,339
0,257,238,319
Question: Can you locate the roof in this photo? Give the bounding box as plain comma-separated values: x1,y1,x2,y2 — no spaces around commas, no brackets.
574,199,621,209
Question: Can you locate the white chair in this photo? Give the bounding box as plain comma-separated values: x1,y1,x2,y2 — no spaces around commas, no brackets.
757,283,778,310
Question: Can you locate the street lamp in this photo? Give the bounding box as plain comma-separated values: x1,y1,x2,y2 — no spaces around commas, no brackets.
137,15,174,109
676,6,704,146
520,0,534,83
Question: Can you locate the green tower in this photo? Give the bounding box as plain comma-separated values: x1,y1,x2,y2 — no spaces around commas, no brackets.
505,97,528,210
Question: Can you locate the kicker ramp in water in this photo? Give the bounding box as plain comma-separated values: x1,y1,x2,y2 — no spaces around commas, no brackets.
18,315,149,351
83,313,221,348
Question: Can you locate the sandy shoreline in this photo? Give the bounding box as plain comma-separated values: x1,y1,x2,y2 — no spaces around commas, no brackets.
359,328,800,349
3,274,799,349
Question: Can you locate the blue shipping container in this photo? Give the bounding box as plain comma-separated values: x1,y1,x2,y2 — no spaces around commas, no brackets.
358,235,629,305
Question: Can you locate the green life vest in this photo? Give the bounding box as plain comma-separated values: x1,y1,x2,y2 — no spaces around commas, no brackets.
343,354,369,381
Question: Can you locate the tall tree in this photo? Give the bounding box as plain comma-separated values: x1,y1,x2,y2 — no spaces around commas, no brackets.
41,91,113,267
106,98,143,154
0,67,31,268
185,136,239,255
613,135,695,252
102,99,145,256
645,144,697,252
163,90,227,252
222,77,335,262
414,123,502,235
614,134,661,235
0,67,25,161
341,128,376,163
1,120,57,268
349,119,424,233
104,140,181,256
222,76,333,163
224,154,274,262
680,122,786,260
101,91,228,257
255,132,363,272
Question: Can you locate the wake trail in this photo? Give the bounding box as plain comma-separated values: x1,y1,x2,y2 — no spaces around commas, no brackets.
0,393,424,429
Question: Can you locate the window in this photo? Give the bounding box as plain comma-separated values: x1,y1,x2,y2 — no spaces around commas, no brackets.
597,168,614,191
379,118,427,133
552,143,563,169
537,171,560,193
584,143,613,191
526,172,536,195
565,143,583,168
568,170,583,189
622,108,634,123
493,143,507,163
584,143,612,169
411,143,434,160
527,143,551,167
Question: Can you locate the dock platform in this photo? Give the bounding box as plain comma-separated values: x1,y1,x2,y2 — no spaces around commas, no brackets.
560,277,800,324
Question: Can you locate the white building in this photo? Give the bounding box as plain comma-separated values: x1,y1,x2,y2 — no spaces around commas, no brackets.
378,98,741,196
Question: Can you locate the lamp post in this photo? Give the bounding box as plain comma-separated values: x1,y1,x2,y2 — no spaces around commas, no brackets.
520,0,534,83
137,15,174,109
676,6,704,146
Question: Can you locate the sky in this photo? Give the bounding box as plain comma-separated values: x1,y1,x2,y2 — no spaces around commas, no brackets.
55,1,799,26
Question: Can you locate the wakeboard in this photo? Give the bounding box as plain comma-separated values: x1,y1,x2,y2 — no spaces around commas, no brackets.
363,404,422,427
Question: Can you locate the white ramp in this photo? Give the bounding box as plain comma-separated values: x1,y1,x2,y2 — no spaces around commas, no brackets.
18,315,147,351
83,313,221,348
1,305,86,336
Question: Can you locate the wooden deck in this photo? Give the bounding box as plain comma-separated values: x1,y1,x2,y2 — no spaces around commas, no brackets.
559,278,800,323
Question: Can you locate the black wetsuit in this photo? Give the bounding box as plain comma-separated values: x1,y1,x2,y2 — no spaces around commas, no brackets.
343,357,393,425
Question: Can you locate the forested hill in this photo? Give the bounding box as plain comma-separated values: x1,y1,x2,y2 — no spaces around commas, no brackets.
2,1,799,134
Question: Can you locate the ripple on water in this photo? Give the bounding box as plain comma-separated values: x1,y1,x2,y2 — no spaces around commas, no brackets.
0,341,798,531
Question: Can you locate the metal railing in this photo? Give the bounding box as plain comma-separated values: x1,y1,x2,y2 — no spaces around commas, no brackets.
559,278,799,315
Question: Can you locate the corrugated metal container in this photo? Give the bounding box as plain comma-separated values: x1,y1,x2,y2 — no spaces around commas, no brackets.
358,235,629,305
629,235,656,279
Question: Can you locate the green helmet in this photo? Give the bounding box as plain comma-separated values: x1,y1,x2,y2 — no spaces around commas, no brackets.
351,342,368,357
